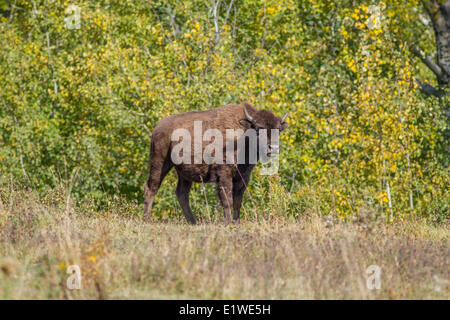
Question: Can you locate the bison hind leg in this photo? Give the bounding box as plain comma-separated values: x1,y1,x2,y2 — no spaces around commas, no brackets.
144,158,173,223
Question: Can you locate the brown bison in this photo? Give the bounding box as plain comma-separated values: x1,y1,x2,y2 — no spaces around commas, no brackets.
144,102,288,224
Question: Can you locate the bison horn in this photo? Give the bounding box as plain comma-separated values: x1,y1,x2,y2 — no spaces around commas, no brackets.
244,107,254,122
281,112,288,122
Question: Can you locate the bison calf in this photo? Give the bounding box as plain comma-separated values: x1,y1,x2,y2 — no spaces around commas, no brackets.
144,102,288,224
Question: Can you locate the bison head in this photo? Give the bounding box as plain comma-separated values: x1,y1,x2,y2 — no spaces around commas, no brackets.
239,104,288,158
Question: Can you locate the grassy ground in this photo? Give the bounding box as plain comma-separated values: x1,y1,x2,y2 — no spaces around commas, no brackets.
0,186,448,299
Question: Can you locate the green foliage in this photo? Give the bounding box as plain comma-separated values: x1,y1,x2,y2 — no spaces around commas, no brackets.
0,0,448,221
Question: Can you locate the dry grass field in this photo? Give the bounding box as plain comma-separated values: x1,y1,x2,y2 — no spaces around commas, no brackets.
0,185,448,300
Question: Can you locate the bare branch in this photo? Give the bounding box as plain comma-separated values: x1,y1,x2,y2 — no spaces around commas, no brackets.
411,44,443,79
212,0,222,45
223,0,234,26
415,79,446,97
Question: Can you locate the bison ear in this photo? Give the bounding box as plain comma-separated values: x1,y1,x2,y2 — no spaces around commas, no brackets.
239,119,253,129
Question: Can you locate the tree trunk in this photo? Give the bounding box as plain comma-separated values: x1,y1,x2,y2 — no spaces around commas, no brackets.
421,0,450,87
417,1,450,155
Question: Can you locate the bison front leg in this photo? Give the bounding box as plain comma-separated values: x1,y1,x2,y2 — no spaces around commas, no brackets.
176,176,197,225
232,175,250,224
217,178,233,225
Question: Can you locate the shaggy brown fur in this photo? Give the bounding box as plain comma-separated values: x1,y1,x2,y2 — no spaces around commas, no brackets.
144,102,288,224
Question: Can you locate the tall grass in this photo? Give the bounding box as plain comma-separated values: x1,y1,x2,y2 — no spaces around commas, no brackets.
0,181,448,299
